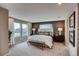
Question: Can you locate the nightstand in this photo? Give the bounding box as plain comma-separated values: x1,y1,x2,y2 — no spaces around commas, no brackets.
53,35,65,42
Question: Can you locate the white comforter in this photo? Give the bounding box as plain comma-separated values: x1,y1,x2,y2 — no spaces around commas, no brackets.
27,35,53,48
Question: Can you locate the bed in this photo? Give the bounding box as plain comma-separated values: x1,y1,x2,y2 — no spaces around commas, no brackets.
27,34,53,49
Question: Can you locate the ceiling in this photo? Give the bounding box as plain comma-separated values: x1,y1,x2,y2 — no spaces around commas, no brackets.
0,3,76,22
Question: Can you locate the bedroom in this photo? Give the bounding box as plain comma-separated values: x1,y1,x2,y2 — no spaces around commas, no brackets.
0,3,79,56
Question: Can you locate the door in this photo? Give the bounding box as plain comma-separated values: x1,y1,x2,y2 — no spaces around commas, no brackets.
21,24,28,42
14,22,28,44
14,22,21,44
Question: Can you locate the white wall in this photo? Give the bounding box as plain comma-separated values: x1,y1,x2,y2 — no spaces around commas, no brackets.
77,4,79,56
0,7,9,55
9,18,14,32
9,18,15,45
28,22,32,36
65,4,78,56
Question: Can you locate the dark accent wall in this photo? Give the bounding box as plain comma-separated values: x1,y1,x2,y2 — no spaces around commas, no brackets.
53,21,65,36
31,20,65,36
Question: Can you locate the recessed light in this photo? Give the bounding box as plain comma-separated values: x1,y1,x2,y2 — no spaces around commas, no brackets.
57,17,61,18
58,3,62,5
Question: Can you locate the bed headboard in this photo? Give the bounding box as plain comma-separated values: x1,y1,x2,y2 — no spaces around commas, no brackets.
37,28,53,36
37,31,53,36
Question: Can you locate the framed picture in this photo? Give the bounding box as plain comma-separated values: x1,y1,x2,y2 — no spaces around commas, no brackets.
69,30,75,47
69,12,75,28
69,11,75,47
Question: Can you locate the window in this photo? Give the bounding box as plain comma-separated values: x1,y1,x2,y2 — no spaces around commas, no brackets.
22,24,28,36
39,24,52,29
14,22,28,38
14,22,21,37
39,24,53,32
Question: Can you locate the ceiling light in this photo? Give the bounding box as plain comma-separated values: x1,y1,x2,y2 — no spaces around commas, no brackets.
58,3,62,5
57,17,61,18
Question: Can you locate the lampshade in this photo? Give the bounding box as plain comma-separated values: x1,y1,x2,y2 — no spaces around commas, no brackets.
32,28,36,31
58,28,63,31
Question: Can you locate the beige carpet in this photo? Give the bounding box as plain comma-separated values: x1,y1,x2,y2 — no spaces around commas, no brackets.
6,42,69,56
